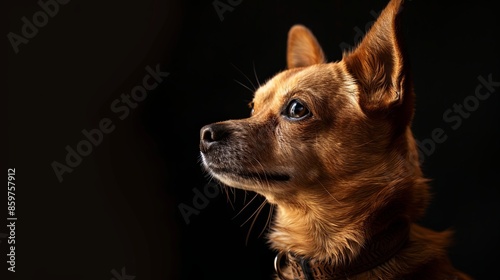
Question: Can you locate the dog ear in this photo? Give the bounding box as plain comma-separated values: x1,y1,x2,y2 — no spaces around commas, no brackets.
287,25,326,69
343,0,412,116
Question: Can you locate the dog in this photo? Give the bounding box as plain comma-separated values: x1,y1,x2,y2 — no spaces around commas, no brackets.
199,0,472,279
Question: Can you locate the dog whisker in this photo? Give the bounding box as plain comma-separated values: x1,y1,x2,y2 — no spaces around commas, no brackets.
252,60,261,87
232,193,259,220
244,198,268,245
224,186,235,210
230,63,257,91
250,156,276,190
241,198,266,227
260,203,275,238
233,79,255,94
230,184,237,204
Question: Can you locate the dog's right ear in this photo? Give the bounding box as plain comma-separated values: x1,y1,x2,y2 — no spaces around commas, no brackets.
287,25,326,69
343,0,409,114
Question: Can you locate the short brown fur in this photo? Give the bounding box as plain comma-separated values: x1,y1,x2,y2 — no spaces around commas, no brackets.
200,0,472,279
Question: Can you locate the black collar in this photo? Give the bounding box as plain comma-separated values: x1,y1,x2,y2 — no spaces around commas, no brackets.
274,220,410,280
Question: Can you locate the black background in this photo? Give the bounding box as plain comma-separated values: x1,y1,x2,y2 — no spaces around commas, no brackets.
6,0,499,279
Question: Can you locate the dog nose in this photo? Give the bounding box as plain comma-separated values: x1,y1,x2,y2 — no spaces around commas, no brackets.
200,123,229,153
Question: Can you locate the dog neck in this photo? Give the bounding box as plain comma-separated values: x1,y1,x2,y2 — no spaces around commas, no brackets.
267,174,418,279
273,219,410,279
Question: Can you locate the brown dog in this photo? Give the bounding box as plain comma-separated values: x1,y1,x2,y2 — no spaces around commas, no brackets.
199,0,472,279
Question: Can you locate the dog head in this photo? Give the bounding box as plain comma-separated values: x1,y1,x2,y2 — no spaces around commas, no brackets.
200,0,428,223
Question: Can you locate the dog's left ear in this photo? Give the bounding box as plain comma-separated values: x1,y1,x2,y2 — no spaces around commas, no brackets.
287,25,326,69
344,0,411,116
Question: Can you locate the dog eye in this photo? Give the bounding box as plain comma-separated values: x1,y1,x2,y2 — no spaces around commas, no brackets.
285,99,310,120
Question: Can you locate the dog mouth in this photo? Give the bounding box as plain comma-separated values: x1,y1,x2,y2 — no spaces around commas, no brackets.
209,167,291,182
